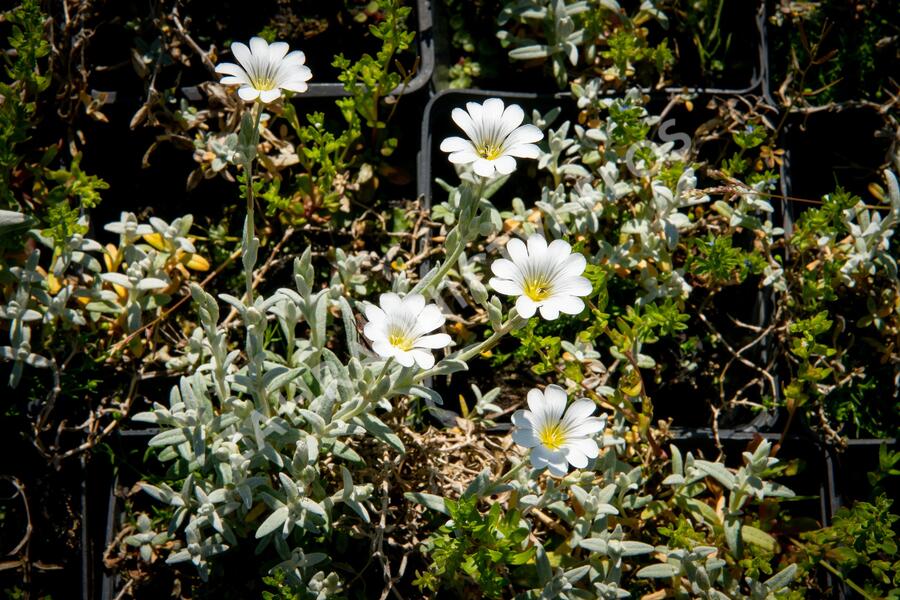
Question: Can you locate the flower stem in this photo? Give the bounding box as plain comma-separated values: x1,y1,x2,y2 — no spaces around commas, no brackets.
499,457,530,483
242,102,264,305
415,312,524,382
410,178,487,297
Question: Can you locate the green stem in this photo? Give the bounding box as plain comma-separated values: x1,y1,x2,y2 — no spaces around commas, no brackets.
411,178,486,297
243,102,264,305
499,457,530,483
415,313,524,383
789,538,878,600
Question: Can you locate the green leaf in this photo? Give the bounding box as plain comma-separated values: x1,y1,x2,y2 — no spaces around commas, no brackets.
404,492,448,515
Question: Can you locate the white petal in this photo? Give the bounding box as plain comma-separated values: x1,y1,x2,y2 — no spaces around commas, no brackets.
526,233,548,257
504,143,541,159
393,350,415,367
490,258,521,281
282,50,307,66
545,295,585,316
448,150,478,165
504,124,543,146
515,295,537,318
565,437,600,461
512,426,539,448
451,107,479,142
565,445,589,469
557,252,588,278
414,333,451,349
411,349,435,369
237,86,260,101
561,399,597,428
493,155,516,174
538,302,561,320
566,416,606,438
489,277,523,296
380,292,402,314
498,103,525,139
531,446,569,477
554,276,592,297
259,88,282,104
414,306,444,336
215,62,246,77
482,98,505,126
268,41,289,63
543,385,568,424
249,37,269,59
230,42,252,71
465,101,485,138
279,79,309,93
506,237,529,267
546,238,573,263
364,304,386,325
440,136,473,153
363,322,386,342
526,388,547,425
220,75,250,86
371,339,396,359
511,409,532,430
473,158,495,177
403,293,426,316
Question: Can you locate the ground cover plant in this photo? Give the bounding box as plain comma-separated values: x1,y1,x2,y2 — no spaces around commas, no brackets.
1,0,898,598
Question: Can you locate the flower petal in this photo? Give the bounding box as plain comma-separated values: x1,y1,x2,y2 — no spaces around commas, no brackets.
564,444,589,469
489,277,523,296
561,399,597,428
414,333,451,349
473,158,495,178
515,295,537,318
230,42,252,71
504,124,543,147
506,237,529,267
403,293,426,316
379,292,402,314
259,88,282,104
538,302,561,320
268,41,289,63
504,143,541,159
494,155,517,174
440,136,473,153
237,86,260,101
526,233,548,257
411,349,435,369
394,350,416,368
498,103,525,139
565,437,599,462
512,426,539,448
215,62,246,77
543,385,568,424
414,304,445,333
449,151,478,165
451,107,479,142
249,37,269,59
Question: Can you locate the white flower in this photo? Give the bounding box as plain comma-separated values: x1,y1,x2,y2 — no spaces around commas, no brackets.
363,293,452,369
215,37,313,103
489,233,591,320
512,385,605,477
439,98,543,178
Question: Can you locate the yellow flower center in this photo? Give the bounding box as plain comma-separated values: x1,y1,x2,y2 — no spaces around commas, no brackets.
523,278,553,301
251,76,277,91
388,332,413,351
538,422,566,450
476,143,503,161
